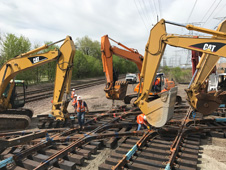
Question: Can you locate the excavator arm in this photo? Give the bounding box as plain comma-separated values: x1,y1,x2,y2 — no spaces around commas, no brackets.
101,35,143,100
0,36,75,127
135,19,226,127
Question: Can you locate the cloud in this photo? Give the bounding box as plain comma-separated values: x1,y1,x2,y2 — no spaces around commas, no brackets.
0,0,225,66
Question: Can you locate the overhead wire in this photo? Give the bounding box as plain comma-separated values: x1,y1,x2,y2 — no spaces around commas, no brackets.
153,0,159,20
200,0,217,23
152,0,159,22
138,0,149,22
141,0,154,25
213,1,226,18
147,0,157,23
202,0,223,27
186,0,198,23
133,0,149,31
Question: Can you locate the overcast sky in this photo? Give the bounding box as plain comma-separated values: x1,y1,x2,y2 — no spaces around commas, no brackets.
0,0,226,66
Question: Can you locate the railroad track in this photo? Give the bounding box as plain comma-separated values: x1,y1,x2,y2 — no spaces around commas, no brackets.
18,75,125,103
0,106,141,169
99,106,226,170
0,104,226,170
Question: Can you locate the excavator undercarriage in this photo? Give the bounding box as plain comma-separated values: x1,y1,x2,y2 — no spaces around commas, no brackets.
0,109,33,131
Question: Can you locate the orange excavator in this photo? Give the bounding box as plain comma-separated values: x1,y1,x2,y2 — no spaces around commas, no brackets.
101,35,181,104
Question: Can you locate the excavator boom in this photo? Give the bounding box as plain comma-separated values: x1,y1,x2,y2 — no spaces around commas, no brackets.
101,35,181,105
135,19,226,127
101,35,143,100
0,36,75,130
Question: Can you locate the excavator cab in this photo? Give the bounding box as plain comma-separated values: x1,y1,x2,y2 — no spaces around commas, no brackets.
3,80,26,109
11,80,26,109
134,73,166,95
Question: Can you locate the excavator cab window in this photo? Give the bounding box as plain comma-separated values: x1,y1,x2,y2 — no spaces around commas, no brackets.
160,75,165,91
10,80,26,109
152,73,164,93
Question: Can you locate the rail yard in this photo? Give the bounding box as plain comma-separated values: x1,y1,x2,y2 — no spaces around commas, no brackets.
1,1,226,170
0,79,225,170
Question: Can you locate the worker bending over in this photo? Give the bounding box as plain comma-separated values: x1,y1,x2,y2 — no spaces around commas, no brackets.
74,96,89,131
72,94,77,106
71,88,75,100
137,113,151,130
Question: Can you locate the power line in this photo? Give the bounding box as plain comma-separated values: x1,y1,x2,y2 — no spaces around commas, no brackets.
138,0,150,24
202,0,223,27
147,0,157,23
200,0,217,23
141,0,154,25
133,0,149,31
186,0,198,23
213,1,226,18
152,0,159,22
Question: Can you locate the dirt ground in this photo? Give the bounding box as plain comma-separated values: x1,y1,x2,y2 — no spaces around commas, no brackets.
25,82,226,169
25,79,136,116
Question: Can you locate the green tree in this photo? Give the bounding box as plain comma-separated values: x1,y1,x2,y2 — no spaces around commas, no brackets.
162,66,192,83
0,33,31,66
0,33,34,83
39,41,59,82
113,55,137,74
72,50,89,78
76,36,101,59
85,54,103,77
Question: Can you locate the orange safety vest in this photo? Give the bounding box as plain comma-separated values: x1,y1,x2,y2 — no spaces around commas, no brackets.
77,101,85,112
137,113,145,124
72,98,77,106
71,91,75,98
154,78,160,85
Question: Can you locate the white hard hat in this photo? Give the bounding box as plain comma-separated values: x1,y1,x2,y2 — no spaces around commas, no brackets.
77,96,82,101
143,115,147,121
72,88,75,91
74,94,77,97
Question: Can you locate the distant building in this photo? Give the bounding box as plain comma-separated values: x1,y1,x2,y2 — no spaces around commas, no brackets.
216,63,226,73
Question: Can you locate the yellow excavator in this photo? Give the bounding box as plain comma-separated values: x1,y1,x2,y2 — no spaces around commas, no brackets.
134,19,226,127
0,36,75,130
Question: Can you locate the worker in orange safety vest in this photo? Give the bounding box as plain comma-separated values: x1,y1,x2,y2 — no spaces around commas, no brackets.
74,96,89,130
154,78,161,92
71,89,75,100
72,94,77,106
136,113,151,130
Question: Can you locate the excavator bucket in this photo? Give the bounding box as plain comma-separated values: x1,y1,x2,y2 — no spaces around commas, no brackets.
145,87,178,127
105,81,128,100
186,90,222,116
